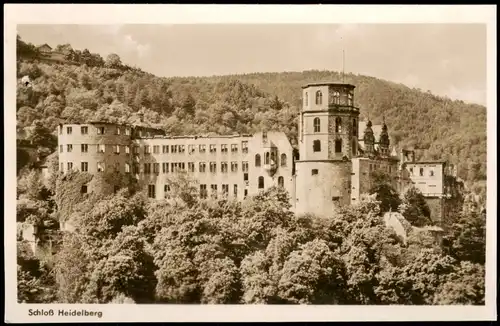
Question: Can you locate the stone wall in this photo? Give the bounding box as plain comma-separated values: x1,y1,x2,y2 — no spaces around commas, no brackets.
295,160,351,217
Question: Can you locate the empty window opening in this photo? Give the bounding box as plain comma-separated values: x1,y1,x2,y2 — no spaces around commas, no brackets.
278,176,284,187
335,139,342,153
335,117,342,133
315,91,322,105
148,185,156,199
313,117,321,133
255,154,261,167
313,140,321,152
264,152,270,165
258,176,264,189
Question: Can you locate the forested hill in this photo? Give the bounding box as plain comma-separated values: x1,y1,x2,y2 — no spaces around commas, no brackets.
16,36,486,194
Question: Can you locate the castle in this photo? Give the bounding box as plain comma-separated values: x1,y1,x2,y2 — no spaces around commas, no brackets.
56,81,455,225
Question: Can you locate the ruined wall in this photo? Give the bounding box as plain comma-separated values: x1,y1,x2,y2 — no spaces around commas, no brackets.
295,161,351,217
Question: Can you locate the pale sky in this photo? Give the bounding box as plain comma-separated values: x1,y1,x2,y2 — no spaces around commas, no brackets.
18,24,487,105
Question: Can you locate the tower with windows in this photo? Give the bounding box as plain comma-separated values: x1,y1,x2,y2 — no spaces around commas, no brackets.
295,82,360,217
378,121,390,156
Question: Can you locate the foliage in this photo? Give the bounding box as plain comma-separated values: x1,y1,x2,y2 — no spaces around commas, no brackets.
401,187,432,227
369,170,402,214
17,241,57,303
433,261,485,305
54,171,94,223
442,205,486,265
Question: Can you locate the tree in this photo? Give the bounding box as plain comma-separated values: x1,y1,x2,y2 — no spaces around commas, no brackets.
82,226,156,303
433,261,485,305
369,170,402,215
442,209,486,265
165,171,199,207
80,49,92,66
73,190,147,240
53,233,93,303
277,239,346,304
401,187,432,227
105,53,122,69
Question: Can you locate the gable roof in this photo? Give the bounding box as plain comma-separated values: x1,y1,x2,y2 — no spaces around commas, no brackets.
37,43,52,50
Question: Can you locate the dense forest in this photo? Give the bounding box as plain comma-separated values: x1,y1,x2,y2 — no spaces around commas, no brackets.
16,36,487,305
17,168,485,304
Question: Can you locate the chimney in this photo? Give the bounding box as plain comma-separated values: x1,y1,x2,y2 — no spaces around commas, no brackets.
138,112,144,123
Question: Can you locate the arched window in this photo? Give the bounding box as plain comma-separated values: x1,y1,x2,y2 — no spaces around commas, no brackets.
313,140,321,152
280,153,287,167
313,117,320,133
315,91,322,105
255,154,261,167
429,169,434,177
270,151,276,165
347,92,353,106
335,139,342,153
258,176,264,189
278,176,284,188
335,117,342,133
352,138,357,156
304,92,308,106
264,152,270,165
352,119,357,137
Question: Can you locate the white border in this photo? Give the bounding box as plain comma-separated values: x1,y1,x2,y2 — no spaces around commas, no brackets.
4,4,497,323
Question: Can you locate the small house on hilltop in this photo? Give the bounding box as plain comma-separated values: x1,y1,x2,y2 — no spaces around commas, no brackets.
37,43,52,53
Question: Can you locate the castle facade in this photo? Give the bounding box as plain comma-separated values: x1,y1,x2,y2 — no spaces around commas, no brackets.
56,82,453,224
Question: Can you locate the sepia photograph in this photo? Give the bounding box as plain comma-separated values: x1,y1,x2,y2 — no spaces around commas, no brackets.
5,4,497,323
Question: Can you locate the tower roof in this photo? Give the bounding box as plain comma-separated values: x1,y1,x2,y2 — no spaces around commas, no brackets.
358,121,383,139
301,82,356,89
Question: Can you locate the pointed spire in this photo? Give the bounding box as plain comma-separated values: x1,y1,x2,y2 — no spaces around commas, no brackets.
382,115,388,131
379,115,390,151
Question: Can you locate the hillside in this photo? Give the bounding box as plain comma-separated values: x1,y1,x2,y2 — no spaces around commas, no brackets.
15,36,487,198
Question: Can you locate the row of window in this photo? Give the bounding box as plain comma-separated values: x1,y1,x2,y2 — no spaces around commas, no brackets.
254,153,287,167
60,152,290,174
312,139,343,153
61,125,160,137
312,117,357,136
61,125,133,136
409,167,435,177
59,142,250,155
143,161,251,174
60,160,252,174
146,176,285,199
304,91,354,106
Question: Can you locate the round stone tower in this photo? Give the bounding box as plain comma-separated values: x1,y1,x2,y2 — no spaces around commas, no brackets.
295,82,360,217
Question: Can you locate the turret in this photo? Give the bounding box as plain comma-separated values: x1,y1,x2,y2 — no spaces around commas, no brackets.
363,120,375,155
379,121,390,156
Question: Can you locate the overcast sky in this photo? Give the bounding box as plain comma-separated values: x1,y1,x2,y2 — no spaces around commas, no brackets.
18,24,486,105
